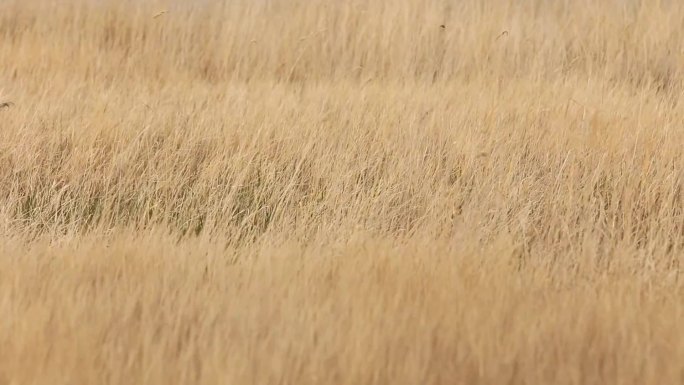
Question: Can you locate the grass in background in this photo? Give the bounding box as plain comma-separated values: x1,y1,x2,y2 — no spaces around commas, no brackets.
0,0,682,383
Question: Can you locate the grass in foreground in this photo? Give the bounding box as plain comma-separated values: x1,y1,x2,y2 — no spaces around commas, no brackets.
0,0,682,384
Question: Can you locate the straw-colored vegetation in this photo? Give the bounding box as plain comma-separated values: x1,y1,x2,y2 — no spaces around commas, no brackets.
0,0,682,383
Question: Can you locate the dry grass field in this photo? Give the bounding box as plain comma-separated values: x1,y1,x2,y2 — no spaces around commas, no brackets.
0,0,683,383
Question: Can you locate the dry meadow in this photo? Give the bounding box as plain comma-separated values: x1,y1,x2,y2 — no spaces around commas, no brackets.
0,0,683,384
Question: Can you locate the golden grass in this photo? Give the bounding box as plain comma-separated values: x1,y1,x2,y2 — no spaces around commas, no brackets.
0,0,683,383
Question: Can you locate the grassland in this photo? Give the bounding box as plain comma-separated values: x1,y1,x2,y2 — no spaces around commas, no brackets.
0,0,683,384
